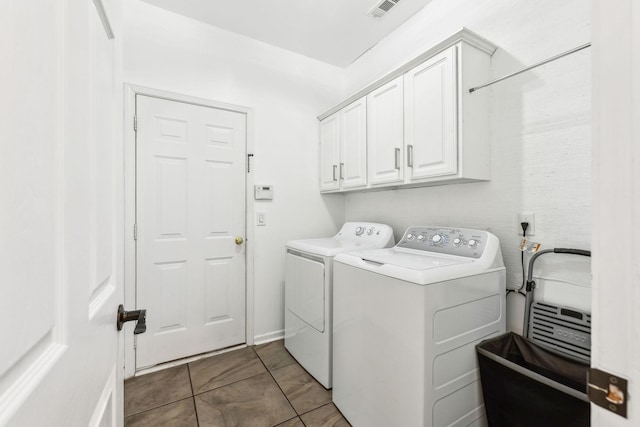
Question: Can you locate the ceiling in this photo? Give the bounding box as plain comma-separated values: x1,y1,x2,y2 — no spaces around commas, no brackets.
140,0,432,67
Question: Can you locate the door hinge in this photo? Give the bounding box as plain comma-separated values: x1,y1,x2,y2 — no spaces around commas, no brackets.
133,223,137,240
247,153,254,173
133,115,137,132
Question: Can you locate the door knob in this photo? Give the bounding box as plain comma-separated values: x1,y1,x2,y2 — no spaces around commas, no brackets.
117,304,147,334
235,236,244,245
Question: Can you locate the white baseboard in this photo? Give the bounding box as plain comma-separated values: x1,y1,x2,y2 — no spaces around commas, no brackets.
133,344,247,377
131,330,286,378
253,329,284,345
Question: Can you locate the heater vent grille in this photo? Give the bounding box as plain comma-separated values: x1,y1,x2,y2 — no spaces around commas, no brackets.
529,301,591,362
369,0,401,18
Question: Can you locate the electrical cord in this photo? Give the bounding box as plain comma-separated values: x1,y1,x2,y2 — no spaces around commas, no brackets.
507,222,529,298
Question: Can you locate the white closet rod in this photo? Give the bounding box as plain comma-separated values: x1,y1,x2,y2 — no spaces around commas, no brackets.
468,42,591,93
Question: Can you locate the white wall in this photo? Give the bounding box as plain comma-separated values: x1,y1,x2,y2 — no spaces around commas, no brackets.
342,0,592,332
123,0,346,342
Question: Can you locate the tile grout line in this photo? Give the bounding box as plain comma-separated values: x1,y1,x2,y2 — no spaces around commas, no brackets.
295,401,352,427
186,364,200,427
190,348,269,396
251,346,307,427
124,364,196,418
192,374,268,397
124,396,195,420
296,401,335,417
254,345,350,426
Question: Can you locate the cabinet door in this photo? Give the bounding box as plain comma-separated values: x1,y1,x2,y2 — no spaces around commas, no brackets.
404,46,458,180
319,112,340,191
367,76,404,185
340,98,367,189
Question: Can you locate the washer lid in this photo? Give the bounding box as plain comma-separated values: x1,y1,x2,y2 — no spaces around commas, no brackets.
351,248,471,270
287,238,385,257
334,247,504,285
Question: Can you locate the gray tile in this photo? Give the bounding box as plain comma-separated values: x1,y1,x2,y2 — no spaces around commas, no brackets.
275,417,305,427
271,363,332,415
189,347,267,394
254,340,297,371
300,403,351,427
195,372,296,427
124,397,197,427
124,365,193,416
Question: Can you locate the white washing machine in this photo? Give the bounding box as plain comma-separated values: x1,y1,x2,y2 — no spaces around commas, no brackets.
333,226,506,427
285,222,394,389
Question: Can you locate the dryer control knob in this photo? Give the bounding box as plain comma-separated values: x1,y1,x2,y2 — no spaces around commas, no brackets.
431,234,443,244
453,237,463,246
417,235,425,242
468,239,479,248
367,227,374,235
355,226,365,236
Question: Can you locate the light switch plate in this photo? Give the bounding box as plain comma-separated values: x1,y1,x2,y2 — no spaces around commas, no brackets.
257,211,266,226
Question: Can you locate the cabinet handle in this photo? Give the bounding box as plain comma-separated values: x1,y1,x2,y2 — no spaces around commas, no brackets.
340,163,344,180
333,164,338,181
407,145,414,167
394,148,401,170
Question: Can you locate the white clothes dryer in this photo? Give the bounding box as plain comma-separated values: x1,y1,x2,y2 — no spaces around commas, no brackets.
333,226,506,427
285,222,394,389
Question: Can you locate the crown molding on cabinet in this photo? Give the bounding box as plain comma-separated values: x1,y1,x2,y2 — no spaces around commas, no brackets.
318,27,497,121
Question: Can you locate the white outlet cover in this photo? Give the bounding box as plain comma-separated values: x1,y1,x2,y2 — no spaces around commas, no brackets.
517,212,535,236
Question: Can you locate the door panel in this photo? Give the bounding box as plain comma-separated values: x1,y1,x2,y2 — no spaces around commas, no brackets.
367,77,404,185
205,259,232,321
157,262,188,332
0,0,123,425
205,162,234,233
404,46,458,179
136,96,246,369
156,157,188,236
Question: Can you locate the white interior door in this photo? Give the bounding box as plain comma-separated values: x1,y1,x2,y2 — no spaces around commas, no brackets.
136,95,247,369
0,0,124,425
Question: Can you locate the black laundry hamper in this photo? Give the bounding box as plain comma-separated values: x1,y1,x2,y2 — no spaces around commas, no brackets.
477,332,589,427
476,248,591,427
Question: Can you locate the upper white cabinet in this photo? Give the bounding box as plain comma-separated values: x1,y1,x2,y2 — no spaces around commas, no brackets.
319,112,340,191
318,28,496,194
340,98,368,189
319,98,367,191
367,76,404,185
404,46,457,180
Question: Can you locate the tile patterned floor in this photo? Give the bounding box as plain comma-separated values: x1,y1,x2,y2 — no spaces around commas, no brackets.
124,340,351,427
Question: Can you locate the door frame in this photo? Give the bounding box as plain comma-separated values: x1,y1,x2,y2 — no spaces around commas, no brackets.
123,84,255,378
591,0,640,424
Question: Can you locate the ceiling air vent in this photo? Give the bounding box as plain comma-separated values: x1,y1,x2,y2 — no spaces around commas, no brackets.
369,0,401,18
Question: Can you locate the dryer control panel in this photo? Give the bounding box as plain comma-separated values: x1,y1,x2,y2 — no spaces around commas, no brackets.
335,222,395,247
398,226,488,259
